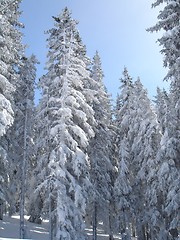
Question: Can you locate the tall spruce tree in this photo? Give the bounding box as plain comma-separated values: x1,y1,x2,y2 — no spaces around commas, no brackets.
114,67,134,239
5,55,37,220
115,70,161,240
154,87,169,134
0,0,24,219
87,51,115,240
18,55,37,238
33,8,98,239
130,79,161,240
148,1,180,238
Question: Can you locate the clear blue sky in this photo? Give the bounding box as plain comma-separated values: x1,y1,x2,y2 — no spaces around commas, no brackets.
20,0,169,102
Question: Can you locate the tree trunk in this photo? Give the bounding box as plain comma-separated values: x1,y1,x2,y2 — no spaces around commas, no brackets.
92,201,97,240
145,224,151,240
28,194,43,224
49,200,52,240
20,106,28,239
131,218,136,237
49,185,53,240
8,205,15,217
109,200,114,240
0,200,3,220
118,209,131,240
136,221,146,240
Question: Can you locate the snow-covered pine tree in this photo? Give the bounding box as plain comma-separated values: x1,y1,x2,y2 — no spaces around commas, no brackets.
114,137,132,240
114,67,134,239
5,55,38,221
0,0,24,219
87,51,115,240
154,87,170,135
148,1,180,238
129,78,161,240
153,88,179,240
115,71,161,239
18,55,38,238
0,3,14,137
34,8,97,239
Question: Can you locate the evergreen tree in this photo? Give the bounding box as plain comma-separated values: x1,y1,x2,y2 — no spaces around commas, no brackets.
153,87,179,239
148,1,180,238
114,67,134,239
147,0,180,81
154,87,169,134
0,0,24,219
114,137,132,240
5,55,37,219
87,51,115,239
18,55,37,238
130,79,160,240
115,71,161,240
33,8,97,239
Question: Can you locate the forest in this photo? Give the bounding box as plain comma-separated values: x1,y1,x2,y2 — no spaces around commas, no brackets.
0,0,179,240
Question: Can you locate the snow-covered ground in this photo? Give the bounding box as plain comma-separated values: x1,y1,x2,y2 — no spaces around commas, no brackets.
0,215,123,239
0,215,49,239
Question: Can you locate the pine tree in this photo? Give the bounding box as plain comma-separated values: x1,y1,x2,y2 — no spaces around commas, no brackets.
0,0,24,219
130,79,160,240
18,55,38,238
148,1,180,238
154,87,169,134
4,55,37,220
114,67,134,239
153,87,179,239
114,137,132,240
115,71,161,239
87,51,115,239
33,8,97,239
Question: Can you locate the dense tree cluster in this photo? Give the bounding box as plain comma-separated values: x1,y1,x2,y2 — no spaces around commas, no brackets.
0,1,179,239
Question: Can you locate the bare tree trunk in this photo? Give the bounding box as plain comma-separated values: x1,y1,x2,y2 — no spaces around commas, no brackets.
49,192,52,240
136,221,146,240
109,200,114,240
8,202,16,217
19,106,28,239
0,200,3,220
131,217,136,237
146,224,151,240
28,193,43,224
93,201,97,240
122,209,126,240
118,209,131,240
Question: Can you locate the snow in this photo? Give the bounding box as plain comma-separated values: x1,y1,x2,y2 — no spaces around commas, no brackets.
70,125,88,148
0,215,125,239
0,94,14,136
0,215,49,239
159,162,169,177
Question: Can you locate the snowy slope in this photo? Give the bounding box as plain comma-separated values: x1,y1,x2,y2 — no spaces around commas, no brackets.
0,215,123,239
0,215,49,240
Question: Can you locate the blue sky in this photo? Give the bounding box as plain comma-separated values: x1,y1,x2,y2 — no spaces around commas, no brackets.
20,0,169,102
